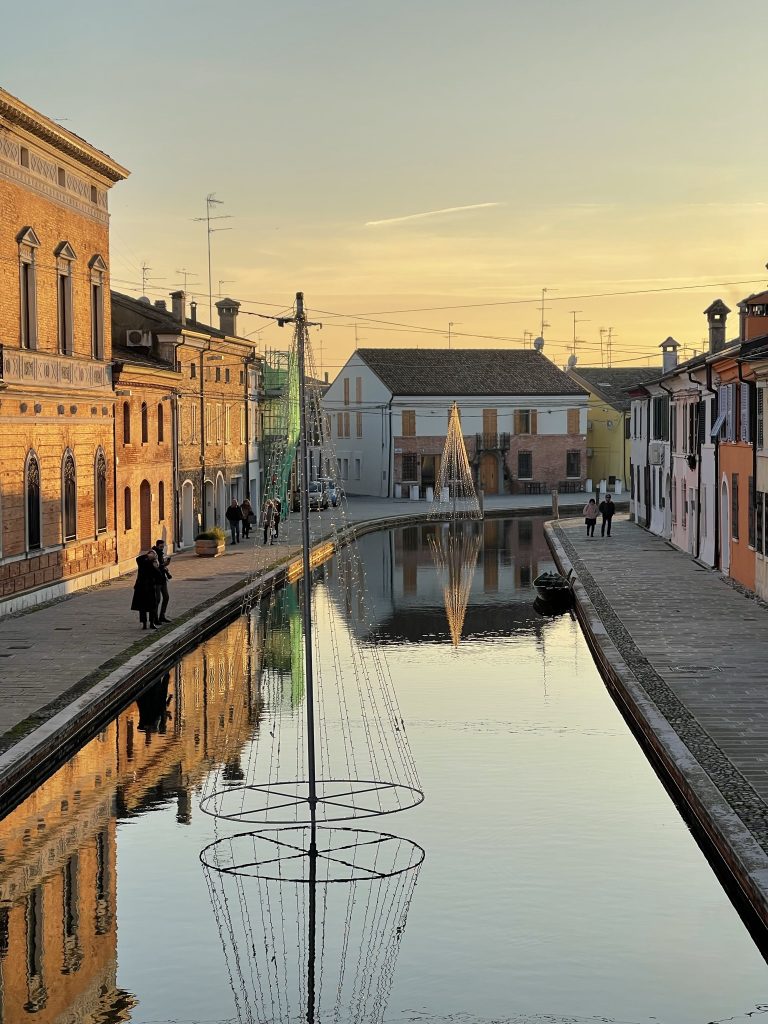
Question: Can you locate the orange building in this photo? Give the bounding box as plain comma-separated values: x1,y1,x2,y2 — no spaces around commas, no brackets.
0,87,128,614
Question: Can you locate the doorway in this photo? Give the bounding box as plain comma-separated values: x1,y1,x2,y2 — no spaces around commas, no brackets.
216,473,227,528
479,453,498,494
139,480,152,550
420,455,440,497
182,481,194,547
204,479,214,530
721,478,730,571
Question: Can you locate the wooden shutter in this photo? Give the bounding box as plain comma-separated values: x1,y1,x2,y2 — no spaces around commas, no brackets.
483,409,497,434
740,384,751,443
530,410,538,435
402,410,415,436
514,410,522,434
758,388,765,449
567,408,579,434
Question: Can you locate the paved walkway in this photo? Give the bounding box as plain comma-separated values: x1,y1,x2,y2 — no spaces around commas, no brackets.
0,491,600,754
552,514,768,859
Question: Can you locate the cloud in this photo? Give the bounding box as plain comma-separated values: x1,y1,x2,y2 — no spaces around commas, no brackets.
365,202,503,227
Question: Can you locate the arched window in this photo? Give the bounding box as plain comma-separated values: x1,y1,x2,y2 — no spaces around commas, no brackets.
158,480,165,521
95,449,107,534
62,450,77,541
124,487,132,530
25,450,42,550
141,402,148,444
157,403,165,443
123,402,131,445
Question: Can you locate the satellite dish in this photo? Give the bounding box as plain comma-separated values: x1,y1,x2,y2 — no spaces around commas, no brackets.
567,353,577,369
533,336,545,351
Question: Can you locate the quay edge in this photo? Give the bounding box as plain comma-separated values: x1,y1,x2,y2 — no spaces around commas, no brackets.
545,519,768,933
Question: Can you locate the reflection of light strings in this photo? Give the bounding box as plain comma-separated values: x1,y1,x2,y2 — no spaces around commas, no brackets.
429,527,482,647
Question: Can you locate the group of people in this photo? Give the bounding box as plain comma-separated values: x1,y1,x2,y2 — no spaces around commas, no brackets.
131,540,173,630
225,496,254,544
583,493,616,538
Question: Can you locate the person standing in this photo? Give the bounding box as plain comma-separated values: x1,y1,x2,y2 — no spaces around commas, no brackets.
241,496,253,538
131,550,164,629
583,498,598,538
225,498,243,544
152,538,173,622
272,495,282,542
599,492,615,537
262,499,274,545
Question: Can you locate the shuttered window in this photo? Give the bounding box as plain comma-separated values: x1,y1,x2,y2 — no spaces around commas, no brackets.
402,410,416,436
749,476,756,548
758,388,765,449
514,409,537,434
740,383,751,443
732,473,739,540
567,408,580,434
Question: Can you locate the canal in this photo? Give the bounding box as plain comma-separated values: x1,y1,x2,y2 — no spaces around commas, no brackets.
1,516,767,1024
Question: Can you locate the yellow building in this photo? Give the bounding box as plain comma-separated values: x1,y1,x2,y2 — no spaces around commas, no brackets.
568,367,661,491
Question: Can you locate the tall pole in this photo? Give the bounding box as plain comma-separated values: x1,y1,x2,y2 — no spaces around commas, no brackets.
193,194,232,326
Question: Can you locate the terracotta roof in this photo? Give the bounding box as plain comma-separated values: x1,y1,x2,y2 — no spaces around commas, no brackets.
741,290,768,305
568,367,662,412
112,291,226,338
356,348,587,397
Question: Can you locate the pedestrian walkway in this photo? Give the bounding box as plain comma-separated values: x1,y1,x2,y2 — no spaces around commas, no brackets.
0,491,602,755
550,513,768,922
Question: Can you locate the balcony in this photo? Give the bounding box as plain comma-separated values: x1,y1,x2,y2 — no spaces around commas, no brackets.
474,432,510,452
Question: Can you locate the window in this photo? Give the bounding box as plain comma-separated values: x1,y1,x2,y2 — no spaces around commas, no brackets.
566,450,581,478
732,473,739,540
514,409,536,434
337,412,344,437
681,480,687,528
157,403,164,443
652,396,669,440
758,389,765,450
671,476,677,525
123,402,131,444
239,370,244,385
158,481,165,521
89,255,107,359
651,465,656,507
225,404,231,443
26,451,42,551
402,453,418,480
124,487,132,530
240,405,246,442
62,450,77,542
517,450,533,479
402,410,416,436
141,402,148,444
625,416,631,440
215,367,221,383
740,384,752,443
355,458,361,481
20,145,29,167
630,466,635,498
356,411,363,437
225,368,230,384
90,184,98,204
206,403,213,444
344,412,351,438
567,408,580,434
749,476,756,548
55,242,76,355
191,404,199,444
355,376,362,403
57,166,66,187
95,449,107,533
18,227,40,350
191,362,197,379
757,492,765,555
343,378,350,405
216,404,223,443
670,403,677,452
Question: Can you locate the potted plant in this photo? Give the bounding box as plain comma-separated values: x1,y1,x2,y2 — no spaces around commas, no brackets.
194,526,226,557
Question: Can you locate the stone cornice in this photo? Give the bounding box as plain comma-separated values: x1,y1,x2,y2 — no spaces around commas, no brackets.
0,87,129,182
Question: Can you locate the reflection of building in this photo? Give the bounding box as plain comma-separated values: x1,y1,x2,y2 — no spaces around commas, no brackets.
0,616,261,1023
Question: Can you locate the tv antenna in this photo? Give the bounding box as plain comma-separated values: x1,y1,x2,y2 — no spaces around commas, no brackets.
218,278,234,298
176,267,198,292
447,321,462,350
193,193,233,325
141,261,164,296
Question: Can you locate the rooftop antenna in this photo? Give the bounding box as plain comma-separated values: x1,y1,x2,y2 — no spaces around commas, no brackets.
140,261,164,296
569,310,589,361
599,327,607,368
175,267,198,292
218,278,234,299
523,330,533,348
447,322,462,349
193,193,233,326
539,287,554,339
606,326,615,368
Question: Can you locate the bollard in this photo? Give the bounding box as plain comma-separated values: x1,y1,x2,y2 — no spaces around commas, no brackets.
551,489,559,519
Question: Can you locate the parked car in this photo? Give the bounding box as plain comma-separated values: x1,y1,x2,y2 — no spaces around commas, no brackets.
318,477,341,507
307,481,329,510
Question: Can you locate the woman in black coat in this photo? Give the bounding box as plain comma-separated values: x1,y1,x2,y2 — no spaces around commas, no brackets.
131,550,164,629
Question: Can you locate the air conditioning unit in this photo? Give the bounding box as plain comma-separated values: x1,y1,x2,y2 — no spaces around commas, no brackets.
649,441,664,466
586,447,593,457
126,329,151,347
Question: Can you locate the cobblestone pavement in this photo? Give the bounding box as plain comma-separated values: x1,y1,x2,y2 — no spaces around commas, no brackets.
554,514,768,855
0,491,603,751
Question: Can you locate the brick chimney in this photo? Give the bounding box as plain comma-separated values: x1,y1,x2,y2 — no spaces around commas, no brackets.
216,297,240,337
659,336,679,373
704,299,730,352
171,290,186,326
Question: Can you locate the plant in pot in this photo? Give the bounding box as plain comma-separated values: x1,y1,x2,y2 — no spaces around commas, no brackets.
194,526,226,557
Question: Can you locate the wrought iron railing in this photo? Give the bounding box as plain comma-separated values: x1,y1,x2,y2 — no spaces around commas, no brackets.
474,431,510,451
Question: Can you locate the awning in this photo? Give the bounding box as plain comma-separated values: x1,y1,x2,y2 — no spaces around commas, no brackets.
710,410,726,438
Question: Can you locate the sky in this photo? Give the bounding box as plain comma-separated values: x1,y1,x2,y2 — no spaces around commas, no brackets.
4,0,768,376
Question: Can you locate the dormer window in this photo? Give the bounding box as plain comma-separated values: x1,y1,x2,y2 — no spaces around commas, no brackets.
55,242,76,355
17,227,40,350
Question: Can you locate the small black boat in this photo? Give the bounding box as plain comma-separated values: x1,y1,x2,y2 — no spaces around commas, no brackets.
533,571,573,608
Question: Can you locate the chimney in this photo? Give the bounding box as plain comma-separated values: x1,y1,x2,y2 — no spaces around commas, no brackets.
324,371,329,383
190,300,197,325
154,299,167,311
171,290,186,326
216,297,240,337
659,336,680,373
704,299,730,352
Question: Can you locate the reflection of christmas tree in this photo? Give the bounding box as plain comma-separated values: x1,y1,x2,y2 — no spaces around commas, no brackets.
429,401,482,521
429,525,482,646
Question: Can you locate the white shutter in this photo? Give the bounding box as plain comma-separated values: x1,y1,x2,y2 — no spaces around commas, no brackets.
726,384,735,442
718,386,727,440
740,384,751,443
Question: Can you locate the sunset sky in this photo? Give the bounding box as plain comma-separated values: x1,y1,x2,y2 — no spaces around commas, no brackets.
5,0,768,375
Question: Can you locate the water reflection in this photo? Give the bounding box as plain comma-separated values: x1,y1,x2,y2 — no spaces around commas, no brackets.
428,523,483,647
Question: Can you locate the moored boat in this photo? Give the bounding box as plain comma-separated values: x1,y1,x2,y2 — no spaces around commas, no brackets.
533,571,573,607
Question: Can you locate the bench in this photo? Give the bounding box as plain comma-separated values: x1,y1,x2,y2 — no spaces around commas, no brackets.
558,480,583,494
522,481,544,495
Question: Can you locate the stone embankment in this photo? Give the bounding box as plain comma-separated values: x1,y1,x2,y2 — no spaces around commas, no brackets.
546,513,768,931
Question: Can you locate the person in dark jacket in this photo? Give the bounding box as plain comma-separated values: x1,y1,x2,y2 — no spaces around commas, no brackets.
599,493,615,537
240,496,253,538
225,499,243,544
131,550,164,629
152,539,173,622
261,500,274,545
272,496,282,541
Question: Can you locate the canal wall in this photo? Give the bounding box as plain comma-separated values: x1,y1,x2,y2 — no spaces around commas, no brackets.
545,518,768,933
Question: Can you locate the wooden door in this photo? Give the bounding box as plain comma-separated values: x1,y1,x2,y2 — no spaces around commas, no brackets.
480,453,498,494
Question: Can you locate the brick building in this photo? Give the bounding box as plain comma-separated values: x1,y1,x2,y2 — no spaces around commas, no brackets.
323,348,588,497
0,87,128,614
111,292,262,547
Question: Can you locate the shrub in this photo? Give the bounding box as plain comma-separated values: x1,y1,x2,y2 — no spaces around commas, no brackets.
195,526,226,542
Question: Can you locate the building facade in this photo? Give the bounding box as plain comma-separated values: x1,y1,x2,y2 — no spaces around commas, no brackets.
0,87,128,614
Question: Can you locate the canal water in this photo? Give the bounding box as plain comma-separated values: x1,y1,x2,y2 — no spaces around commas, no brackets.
1,516,767,1024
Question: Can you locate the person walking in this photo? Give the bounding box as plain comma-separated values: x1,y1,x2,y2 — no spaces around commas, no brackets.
262,499,274,545
241,496,253,538
599,492,616,537
131,550,164,629
152,538,173,622
225,498,243,544
583,498,598,538
272,495,282,542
